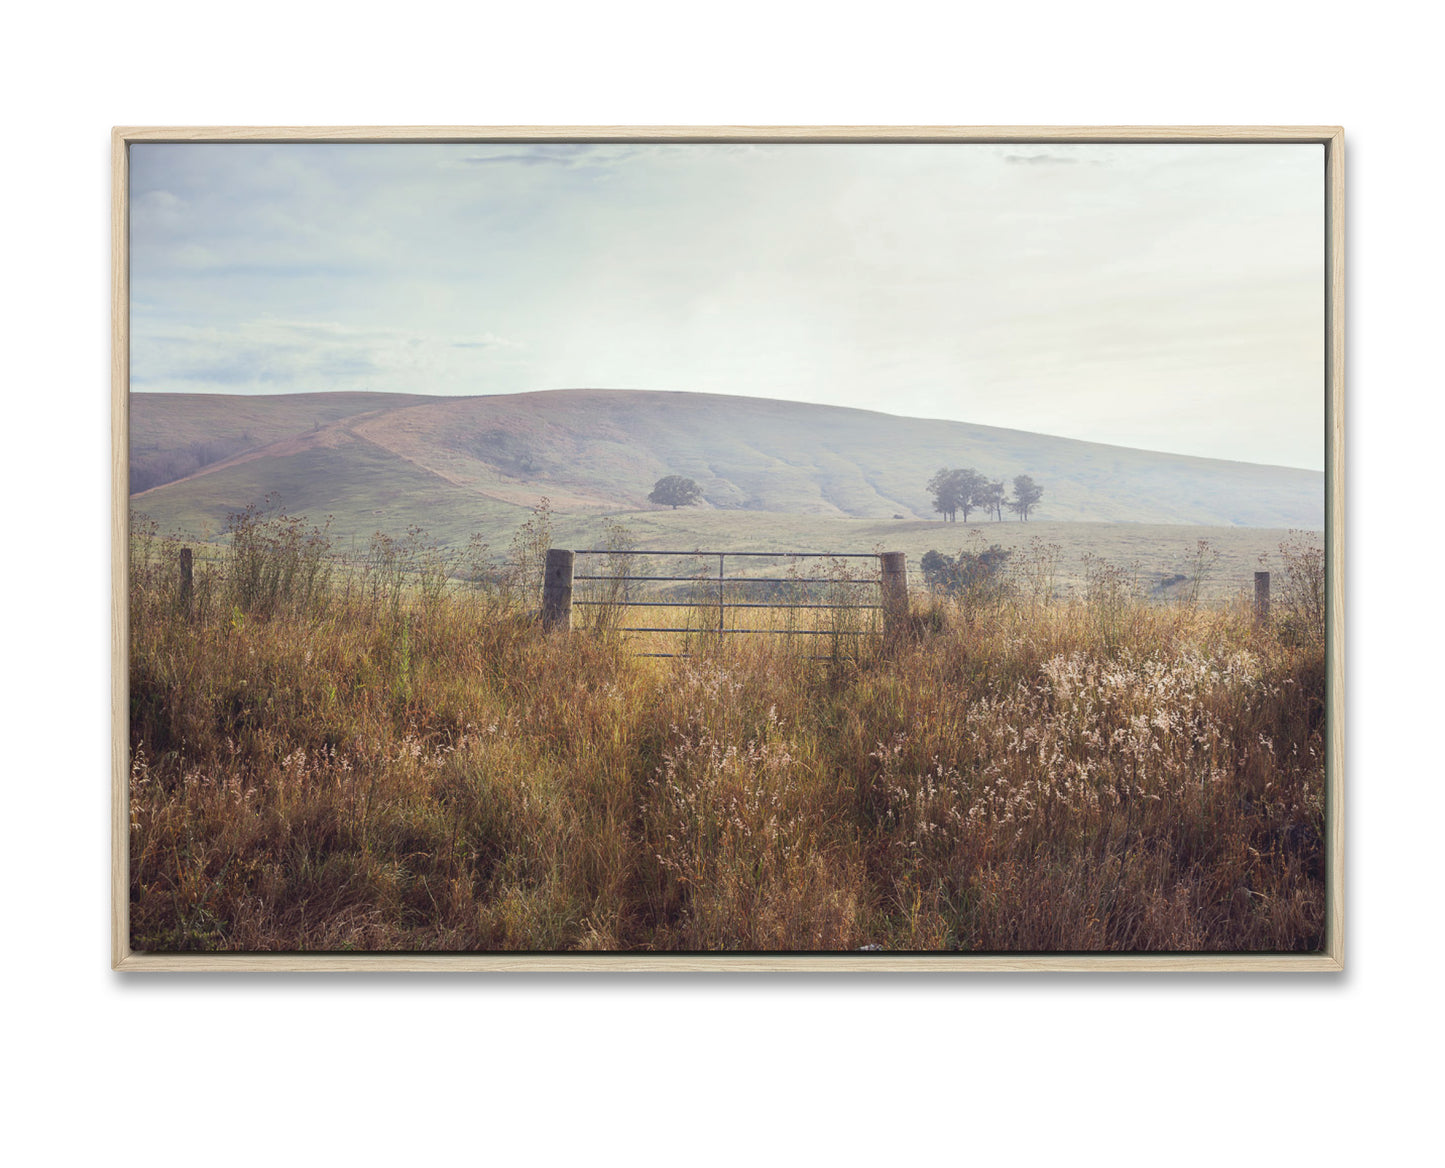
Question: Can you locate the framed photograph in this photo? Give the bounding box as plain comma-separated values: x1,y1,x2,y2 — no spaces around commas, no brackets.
113,126,1343,971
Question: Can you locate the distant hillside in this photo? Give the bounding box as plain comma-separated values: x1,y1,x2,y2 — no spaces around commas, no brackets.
130,388,1324,543
129,391,434,494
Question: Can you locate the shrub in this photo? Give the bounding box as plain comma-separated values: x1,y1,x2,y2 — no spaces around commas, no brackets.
920,545,1012,604
505,497,554,606
1276,531,1325,647
225,496,333,617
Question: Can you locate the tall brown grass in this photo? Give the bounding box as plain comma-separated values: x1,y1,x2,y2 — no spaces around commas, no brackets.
127,512,1326,952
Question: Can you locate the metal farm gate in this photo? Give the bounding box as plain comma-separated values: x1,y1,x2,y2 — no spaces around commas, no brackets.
540,548,910,657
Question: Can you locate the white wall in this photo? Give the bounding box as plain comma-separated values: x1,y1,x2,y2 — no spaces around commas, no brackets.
2,3,1436,1163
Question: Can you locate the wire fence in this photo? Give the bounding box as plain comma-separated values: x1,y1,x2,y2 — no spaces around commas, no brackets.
133,520,1308,651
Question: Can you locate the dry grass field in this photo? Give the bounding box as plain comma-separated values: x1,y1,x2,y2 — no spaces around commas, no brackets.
126,508,1326,953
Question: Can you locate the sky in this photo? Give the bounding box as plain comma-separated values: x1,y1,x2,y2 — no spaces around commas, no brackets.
130,141,1325,470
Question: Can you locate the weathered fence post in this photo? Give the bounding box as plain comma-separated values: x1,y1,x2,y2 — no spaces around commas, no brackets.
179,547,193,616
880,551,908,638
1254,570,1270,626
541,548,574,631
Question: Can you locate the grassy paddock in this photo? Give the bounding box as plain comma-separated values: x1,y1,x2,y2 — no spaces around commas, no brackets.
127,516,1326,953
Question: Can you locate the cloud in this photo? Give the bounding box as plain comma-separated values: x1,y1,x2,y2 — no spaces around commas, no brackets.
452,333,521,350
461,152,579,167
131,318,516,393
1003,152,1081,165
458,144,625,168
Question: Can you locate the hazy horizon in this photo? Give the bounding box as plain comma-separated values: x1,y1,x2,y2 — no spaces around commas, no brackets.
130,142,1326,471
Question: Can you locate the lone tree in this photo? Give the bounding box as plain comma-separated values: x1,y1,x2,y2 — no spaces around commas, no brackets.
927,467,986,522
1007,474,1043,521
648,474,702,509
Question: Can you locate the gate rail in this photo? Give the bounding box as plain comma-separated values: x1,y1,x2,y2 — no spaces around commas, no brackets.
542,548,909,657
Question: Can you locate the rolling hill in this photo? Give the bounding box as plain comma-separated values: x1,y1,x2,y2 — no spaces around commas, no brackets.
130,388,1324,550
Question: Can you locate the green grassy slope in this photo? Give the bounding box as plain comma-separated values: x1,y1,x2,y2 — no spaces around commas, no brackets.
132,438,530,551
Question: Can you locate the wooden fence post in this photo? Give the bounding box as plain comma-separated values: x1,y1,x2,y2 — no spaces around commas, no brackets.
1254,570,1270,626
541,549,574,631
880,551,908,638
179,547,193,616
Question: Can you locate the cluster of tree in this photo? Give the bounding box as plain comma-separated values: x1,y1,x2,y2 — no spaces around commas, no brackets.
648,474,702,509
927,469,1043,522
920,545,1013,602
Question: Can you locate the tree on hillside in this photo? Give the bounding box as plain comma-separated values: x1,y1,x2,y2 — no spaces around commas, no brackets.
927,467,985,522
1007,474,1043,521
648,474,703,509
927,469,959,522
977,478,1006,522
957,469,988,521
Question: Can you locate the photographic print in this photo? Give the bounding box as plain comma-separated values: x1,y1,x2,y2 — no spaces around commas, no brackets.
114,128,1341,969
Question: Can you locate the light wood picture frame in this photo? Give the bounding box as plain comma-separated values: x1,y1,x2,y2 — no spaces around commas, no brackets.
113,125,1343,971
